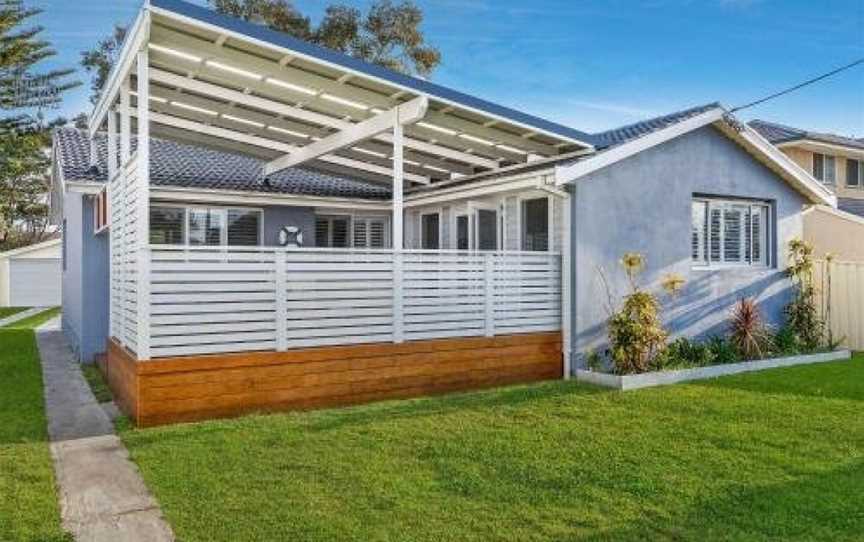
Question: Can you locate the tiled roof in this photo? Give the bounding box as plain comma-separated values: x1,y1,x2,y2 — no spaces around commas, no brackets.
749,119,864,151
53,127,391,200
591,102,722,150
838,198,864,219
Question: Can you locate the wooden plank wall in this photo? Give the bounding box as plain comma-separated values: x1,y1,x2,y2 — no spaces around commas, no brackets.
106,332,562,427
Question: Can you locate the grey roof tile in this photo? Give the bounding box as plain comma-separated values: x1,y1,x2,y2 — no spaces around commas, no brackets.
838,197,864,219
53,127,391,200
749,119,864,151
591,102,722,150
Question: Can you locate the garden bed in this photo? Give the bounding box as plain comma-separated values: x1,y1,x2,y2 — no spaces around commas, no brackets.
577,349,852,390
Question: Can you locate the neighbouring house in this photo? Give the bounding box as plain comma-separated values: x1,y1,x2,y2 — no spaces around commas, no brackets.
803,205,864,262
0,238,62,308
750,119,864,217
51,0,834,426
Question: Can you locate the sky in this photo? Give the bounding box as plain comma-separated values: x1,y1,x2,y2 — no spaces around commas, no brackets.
30,0,864,137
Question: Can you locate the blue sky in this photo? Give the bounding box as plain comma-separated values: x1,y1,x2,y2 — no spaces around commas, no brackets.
32,0,864,136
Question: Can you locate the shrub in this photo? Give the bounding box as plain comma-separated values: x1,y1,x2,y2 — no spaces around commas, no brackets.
660,337,715,369
786,239,824,350
607,252,670,375
706,336,740,365
729,298,771,360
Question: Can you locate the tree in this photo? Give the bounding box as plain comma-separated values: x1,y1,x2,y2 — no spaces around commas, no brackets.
80,24,127,105
81,0,441,102
0,0,77,131
0,1,75,249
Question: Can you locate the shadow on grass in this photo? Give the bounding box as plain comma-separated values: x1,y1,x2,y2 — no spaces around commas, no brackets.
579,460,864,541
688,358,864,404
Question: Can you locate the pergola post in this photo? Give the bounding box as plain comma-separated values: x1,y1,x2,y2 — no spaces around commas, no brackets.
392,116,404,344
136,49,151,360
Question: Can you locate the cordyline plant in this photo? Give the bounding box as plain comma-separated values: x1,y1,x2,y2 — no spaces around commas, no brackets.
730,298,771,360
607,253,670,375
785,239,824,350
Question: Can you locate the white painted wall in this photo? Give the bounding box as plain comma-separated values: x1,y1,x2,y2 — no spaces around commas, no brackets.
0,239,62,307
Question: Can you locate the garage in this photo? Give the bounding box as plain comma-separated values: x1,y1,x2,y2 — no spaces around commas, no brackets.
0,239,62,307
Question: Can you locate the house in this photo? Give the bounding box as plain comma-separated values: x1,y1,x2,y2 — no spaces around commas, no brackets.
52,0,834,426
750,119,864,217
0,238,62,307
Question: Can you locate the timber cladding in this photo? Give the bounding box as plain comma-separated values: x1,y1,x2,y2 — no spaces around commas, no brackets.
105,332,562,427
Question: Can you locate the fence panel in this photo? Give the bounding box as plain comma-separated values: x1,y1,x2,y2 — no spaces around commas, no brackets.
814,259,864,351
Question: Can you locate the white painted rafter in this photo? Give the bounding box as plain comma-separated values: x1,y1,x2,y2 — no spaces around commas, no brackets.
264,96,429,176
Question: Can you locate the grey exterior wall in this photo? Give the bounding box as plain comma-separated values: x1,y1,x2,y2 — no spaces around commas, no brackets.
62,193,109,363
261,205,316,246
571,125,807,368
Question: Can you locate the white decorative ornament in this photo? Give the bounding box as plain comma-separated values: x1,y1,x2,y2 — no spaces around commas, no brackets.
278,226,303,247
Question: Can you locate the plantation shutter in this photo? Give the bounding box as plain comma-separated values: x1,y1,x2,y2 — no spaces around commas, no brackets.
189,209,223,246
227,209,260,246
150,206,185,245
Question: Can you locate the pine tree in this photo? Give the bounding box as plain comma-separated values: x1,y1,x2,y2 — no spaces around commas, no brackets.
0,0,78,131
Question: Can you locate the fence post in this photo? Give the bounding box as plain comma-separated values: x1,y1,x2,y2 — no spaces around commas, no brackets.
275,250,287,351
484,252,495,337
393,250,404,343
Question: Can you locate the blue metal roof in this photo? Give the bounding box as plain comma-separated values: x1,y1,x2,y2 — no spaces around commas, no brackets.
149,0,596,147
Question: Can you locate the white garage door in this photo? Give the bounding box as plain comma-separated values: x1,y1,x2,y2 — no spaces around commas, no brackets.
9,258,62,307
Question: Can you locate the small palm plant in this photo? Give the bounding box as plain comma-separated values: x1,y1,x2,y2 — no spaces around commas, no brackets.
730,298,771,360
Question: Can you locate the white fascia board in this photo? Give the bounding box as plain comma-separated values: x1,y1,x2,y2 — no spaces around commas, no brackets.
738,124,836,206
151,186,390,210
555,108,726,185
89,8,150,135
148,4,594,150
264,96,428,176
65,181,105,195
404,169,555,208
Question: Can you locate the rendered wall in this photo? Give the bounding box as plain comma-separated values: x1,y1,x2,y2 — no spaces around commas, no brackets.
571,125,808,367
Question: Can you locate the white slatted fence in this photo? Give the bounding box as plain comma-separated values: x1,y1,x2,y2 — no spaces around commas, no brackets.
109,156,140,353
143,246,562,358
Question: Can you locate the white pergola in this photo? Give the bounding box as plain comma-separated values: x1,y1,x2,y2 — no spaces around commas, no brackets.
89,0,594,251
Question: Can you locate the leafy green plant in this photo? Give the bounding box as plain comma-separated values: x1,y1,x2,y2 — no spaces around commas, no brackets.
729,298,771,360
772,326,801,357
706,336,740,365
658,337,715,369
785,239,825,350
607,253,669,375
584,350,605,372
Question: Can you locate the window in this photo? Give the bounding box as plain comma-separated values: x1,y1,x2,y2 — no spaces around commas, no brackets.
691,197,770,268
421,212,440,249
150,206,185,245
476,209,498,250
521,197,549,251
352,217,388,248
93,189,108,234
149,206,261,246
813,153,836,185
189,208,223,246
847,159,863,188
456,215,469,250
315,216,350,247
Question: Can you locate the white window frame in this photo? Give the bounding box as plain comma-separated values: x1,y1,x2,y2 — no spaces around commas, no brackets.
150,203,264,246
420,209,443,250
846,158,864,189
518,195,553,252
315,214,352,248
692,197,771,270
813,152,836,185
352,215,391,248
470,201,500,251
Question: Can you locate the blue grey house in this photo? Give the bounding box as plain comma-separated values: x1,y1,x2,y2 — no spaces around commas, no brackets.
49,0,835,424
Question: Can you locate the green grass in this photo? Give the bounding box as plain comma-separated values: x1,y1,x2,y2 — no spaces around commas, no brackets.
0,306,28,319
82,364,112,403
0,312,69,541
2,307,61,330
120,357,864,542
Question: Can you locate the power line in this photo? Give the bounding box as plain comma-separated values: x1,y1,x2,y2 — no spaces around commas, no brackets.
730,57,864,113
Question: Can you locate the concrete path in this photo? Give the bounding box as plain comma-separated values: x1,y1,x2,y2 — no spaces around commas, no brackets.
36,319,175,542
0,306,49,327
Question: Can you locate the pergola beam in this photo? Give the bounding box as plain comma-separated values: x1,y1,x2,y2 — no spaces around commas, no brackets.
148,68,498,170
264,97,429,176
132,109,430,184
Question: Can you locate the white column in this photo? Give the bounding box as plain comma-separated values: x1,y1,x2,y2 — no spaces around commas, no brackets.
107,109,117,340
119,80,131,166
136,50,151,360
561,192,572,380
107,108,118,179
392,117,404,343
484,252,495,337
275,251,287,351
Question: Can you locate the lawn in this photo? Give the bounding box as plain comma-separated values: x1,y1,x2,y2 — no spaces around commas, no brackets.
0,306,28,320
0,311,69,541
120,357,864,542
